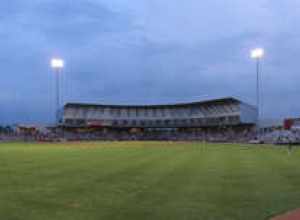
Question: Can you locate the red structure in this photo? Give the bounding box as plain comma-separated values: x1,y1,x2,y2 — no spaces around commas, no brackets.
284,118,300,130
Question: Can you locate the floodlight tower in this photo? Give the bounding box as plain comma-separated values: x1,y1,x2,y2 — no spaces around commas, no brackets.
250,48,264,136
51,58,64,124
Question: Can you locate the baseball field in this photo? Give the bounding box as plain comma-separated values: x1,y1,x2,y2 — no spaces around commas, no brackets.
0,142,299,220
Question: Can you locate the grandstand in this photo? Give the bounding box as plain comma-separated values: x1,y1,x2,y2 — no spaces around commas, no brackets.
62,97,257,131
58,97,259,142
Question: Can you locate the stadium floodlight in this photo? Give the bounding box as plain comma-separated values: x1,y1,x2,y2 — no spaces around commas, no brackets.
250,48,264,59
51,58,64,69
50,58,64,125
250,48,265,139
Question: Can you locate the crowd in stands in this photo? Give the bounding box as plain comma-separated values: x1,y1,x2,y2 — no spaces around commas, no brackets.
262,129,300,144
0,125,299,144
44,127,256,143
0,126,19,142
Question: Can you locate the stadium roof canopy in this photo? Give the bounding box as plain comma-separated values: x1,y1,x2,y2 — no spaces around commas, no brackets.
65,97,256,110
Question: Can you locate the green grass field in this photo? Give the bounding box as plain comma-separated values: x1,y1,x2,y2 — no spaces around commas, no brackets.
1,142,300,220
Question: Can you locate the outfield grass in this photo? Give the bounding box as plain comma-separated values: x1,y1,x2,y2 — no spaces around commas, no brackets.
0,142,300,220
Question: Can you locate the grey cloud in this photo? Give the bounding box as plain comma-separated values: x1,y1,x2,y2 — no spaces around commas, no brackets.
1,0,135,46
0,0,300,123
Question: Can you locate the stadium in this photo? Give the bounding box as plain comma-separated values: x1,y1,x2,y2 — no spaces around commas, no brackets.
59,97,257,142
1,89,300,220
2,2,300,220
1,74,300,220
1,95,299,220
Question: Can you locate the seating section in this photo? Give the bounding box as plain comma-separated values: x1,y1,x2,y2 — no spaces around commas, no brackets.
63,99,244,128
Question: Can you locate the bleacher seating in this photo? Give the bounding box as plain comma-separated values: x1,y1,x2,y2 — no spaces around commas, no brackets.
62,97,254,128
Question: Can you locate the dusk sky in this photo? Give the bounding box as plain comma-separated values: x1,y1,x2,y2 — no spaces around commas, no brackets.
1,0,300,124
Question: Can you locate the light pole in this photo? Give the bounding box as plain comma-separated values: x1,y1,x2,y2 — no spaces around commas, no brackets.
250,48,264,137
51,58,64,124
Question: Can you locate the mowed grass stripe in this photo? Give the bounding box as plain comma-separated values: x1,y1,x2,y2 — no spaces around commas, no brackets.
100,146,208,220
122,145,227,220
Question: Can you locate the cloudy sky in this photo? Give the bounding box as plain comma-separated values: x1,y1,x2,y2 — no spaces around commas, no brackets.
1,0,300,124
